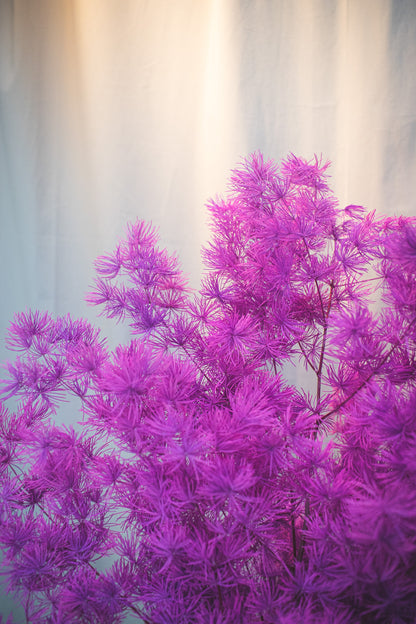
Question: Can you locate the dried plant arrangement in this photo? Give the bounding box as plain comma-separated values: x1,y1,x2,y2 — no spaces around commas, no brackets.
1,153,416,623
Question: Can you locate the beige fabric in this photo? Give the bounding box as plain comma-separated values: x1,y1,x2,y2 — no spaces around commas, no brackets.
1,0,415,362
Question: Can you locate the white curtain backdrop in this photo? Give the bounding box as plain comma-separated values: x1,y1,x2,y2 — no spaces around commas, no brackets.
1,0,416,358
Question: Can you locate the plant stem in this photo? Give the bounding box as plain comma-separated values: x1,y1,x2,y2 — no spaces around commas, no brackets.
296,340,317,374
302,239,326,321
318,316,416,425
316,281,334,408
291,516,297,559
297,278,334,561
297,497,309,563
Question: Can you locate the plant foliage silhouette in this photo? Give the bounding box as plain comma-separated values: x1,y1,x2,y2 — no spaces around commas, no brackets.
1,153,416,623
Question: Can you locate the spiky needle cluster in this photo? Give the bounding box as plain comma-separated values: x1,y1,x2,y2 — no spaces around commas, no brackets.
1,153,416,623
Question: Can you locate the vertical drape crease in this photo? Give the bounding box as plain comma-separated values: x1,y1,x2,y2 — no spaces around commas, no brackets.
1,0,415,364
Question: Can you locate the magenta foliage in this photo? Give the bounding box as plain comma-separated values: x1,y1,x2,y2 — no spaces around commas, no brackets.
1,153,416,623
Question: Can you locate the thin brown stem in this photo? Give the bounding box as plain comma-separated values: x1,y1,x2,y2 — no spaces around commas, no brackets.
180,341,214,387
214,569,224,610
318,316,416,425
297,279,334,559
296,340,317,374
297,497,310,563
291,516,297,560
355,275,384,285
302,239,326,321
316,281,334,407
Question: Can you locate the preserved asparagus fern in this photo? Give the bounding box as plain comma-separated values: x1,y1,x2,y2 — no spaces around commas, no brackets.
1,153,416,623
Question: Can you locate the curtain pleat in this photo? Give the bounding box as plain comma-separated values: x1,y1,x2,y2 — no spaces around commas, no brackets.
1,0,415,359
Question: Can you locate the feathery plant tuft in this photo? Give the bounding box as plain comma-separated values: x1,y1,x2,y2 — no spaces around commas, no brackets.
1,153,416,623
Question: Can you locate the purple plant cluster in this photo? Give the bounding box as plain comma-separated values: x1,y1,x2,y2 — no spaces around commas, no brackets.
1,153,416,623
